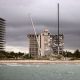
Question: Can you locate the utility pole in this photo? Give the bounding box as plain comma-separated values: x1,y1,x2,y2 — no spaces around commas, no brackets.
58,3,60,55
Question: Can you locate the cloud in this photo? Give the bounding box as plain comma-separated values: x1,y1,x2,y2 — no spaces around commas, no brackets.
6,45,29,53
0,0,80,52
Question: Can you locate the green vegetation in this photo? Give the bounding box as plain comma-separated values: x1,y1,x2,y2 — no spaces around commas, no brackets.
62,49,80,60
0,51,30,60
0,49,80,60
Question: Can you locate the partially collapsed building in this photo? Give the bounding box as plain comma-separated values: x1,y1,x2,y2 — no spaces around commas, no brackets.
28,28,64,57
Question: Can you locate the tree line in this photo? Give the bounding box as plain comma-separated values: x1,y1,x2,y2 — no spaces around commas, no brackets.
62,49,80,60
0,49,80,60
0,51,30,60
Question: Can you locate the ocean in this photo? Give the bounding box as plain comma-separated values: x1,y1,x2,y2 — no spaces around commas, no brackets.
0,64,80,80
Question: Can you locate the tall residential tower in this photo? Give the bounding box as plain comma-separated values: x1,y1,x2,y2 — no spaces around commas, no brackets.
0,18,5,51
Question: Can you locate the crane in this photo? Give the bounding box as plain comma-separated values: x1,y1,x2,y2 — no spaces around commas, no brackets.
29,15,41,56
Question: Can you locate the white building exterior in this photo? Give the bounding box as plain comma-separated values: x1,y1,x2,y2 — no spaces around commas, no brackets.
38,28,52,56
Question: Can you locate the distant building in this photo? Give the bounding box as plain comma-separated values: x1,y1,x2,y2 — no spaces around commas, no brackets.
0,18,5,51
27,28,64,57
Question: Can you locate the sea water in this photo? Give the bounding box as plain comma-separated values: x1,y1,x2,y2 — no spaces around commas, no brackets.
0,64,80,80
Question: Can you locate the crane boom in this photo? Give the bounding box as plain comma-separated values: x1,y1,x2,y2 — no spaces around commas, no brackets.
29,15,37,38
29,15,40,55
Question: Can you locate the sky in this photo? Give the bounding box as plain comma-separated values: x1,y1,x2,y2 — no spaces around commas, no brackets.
0,0,80,53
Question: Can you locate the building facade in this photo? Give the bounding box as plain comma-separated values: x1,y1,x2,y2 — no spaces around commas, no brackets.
28,28,64,57
51,34,64,54
27,34,39,57
0,18,5,51
38,28,51,56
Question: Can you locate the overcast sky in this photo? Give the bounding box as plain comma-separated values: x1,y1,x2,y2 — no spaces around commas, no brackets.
0,0,80,53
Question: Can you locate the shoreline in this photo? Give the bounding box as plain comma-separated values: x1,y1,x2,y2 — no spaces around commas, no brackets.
0,60,80,64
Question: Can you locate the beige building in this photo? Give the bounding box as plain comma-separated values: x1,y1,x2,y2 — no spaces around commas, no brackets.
38,28,51,56
28,28,64,57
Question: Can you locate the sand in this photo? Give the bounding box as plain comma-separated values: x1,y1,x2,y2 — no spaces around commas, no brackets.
0,60,80,64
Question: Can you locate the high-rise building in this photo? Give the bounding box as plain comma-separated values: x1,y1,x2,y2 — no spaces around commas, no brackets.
51,34,64,54
27,28,64,57
38,28,51,56
27,34,39,57
0,18,5,51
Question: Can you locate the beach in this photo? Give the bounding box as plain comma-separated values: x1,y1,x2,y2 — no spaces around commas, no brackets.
0,60,80,64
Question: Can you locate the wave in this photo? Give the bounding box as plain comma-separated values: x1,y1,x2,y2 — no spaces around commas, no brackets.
3,63,39,67
5,63,24,66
